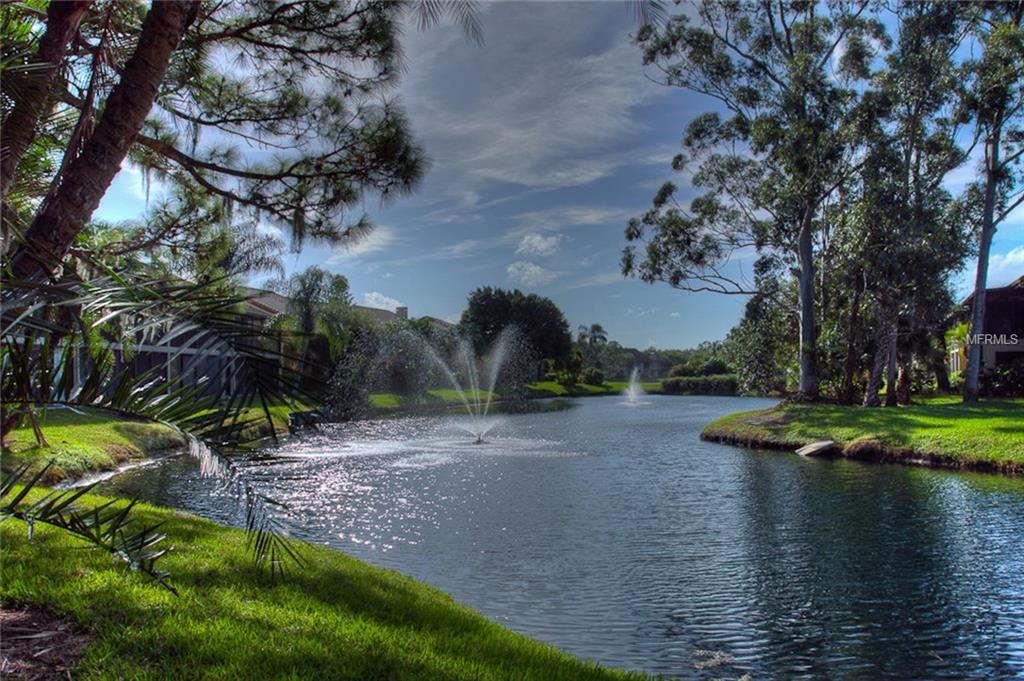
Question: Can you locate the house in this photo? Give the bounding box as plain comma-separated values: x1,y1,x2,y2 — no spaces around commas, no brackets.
352,304,409,324
352,304,455,332
948,275,1024,372
119,287,288,398
108,289,451,399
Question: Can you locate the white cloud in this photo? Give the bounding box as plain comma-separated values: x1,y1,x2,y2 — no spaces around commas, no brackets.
987,246,1024,287
327,226,399,262
506,261,558,287
362,291,403,311
669,312,680,318
516,233,564,257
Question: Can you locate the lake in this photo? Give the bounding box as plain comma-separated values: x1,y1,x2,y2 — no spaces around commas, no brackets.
97,395,1024,679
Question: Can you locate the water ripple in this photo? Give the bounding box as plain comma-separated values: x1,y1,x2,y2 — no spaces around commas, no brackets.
98,396,1024,680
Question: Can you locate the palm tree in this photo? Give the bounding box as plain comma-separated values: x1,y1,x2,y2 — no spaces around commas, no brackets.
577,323,609,367
269,267,354,384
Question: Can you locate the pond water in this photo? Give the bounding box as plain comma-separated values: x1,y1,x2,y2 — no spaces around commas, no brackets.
97,396,1024,679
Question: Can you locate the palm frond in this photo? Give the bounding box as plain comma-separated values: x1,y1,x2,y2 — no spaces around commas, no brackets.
410,1,483,45
0,461,177,593
1,270,327,584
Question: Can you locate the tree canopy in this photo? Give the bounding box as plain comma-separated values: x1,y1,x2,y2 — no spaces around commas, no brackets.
458,286,572,362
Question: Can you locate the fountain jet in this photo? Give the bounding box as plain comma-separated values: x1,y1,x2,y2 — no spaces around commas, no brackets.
623,367,645,406
413,328,516,443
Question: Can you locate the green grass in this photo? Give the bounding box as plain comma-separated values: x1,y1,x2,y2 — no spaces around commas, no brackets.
1,490,646,680
368,389,498,412
702,396,1024,470
523,381,661,398
2,407,186,484
369,382,665,412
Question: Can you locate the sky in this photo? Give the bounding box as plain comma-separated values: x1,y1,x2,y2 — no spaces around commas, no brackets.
94,2,1024,350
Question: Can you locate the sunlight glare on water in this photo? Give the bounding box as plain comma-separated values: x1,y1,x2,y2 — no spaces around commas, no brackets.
98,396,1024,680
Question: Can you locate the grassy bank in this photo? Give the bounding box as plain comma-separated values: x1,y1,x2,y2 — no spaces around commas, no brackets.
701,396,1024,474
368,381,663,413
2,408,187,484
1,490,644,680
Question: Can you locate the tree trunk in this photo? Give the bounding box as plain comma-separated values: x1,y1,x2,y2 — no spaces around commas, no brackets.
841,282,863,405
963,128,1001,403
884,319,899,407
896,359,910,405
0,1,93,198
796,210,819,399
9,1,200,281
864,317,888,408
931,335,951,393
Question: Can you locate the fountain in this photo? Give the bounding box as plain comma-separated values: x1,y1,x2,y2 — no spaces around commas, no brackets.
412,328,516,444
622,367,645,406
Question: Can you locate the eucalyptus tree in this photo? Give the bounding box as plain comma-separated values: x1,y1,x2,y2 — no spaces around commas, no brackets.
962,0,1024,403
2,0,482,280
851,2,975,406
623,1,882,399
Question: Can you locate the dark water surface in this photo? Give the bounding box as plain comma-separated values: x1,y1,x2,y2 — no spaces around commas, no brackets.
97,396,1024,679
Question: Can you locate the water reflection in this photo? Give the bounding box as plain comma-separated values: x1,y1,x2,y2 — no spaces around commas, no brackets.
97,396,1024,679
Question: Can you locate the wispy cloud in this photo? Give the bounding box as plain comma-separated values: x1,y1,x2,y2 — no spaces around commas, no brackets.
399,4,670,192
327,226,400,262
507,261,559,287
504,206,632,247
564,270,625,291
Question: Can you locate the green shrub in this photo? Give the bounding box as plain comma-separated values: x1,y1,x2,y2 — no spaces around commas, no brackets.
660,374,738,395
698,358,730,376
981,359,1024,397
668,362,697,377
581,367,605,385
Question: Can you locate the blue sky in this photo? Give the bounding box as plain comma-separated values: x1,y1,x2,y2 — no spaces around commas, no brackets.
95,2,1023,350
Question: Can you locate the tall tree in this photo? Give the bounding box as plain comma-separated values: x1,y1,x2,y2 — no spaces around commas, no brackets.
962,0,1024,402
8,0,202,279
624,1,881,399
0,0,92,196
2,1,482,280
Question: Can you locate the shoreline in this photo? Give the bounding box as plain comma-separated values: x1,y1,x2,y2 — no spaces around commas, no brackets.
1,488,644,680
700,399,1024,476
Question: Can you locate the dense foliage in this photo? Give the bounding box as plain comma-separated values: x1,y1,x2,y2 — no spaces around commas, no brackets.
458,287,572,365
626,1,1024,405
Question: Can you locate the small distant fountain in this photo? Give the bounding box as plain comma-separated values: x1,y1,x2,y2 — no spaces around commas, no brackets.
622,367,645,406
414,329,516,444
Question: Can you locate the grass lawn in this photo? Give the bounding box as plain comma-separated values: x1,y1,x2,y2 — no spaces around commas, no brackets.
368,389,499,412
190,403,299,442
369,382,665,412
702,395,1024,471
524,381,661,399
2,407,186,484
1,490,645,680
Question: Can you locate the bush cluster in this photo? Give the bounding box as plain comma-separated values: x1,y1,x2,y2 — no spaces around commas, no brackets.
980,360,1024,397
660,374,738,395
580,367,605,385
667,358,731,378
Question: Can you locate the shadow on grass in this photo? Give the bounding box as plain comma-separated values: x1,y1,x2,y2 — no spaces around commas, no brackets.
3,500,640,680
